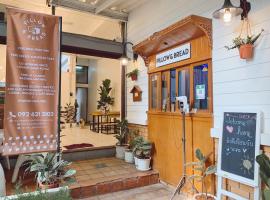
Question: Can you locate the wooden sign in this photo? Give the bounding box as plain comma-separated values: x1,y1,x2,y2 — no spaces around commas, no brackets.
217,111,261,187
156,43,191,67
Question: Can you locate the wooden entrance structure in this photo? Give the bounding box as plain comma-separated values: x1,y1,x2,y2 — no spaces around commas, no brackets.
133,15,215,193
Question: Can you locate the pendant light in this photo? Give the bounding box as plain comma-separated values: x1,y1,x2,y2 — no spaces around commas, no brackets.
213,0,243,23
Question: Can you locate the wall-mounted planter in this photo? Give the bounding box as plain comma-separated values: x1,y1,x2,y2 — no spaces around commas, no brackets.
130,74,138,81
239,44,254,59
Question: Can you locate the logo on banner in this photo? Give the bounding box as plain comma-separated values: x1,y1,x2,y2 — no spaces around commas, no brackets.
22,18,46,40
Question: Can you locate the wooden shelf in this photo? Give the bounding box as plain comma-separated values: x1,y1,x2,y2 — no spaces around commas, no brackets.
133,15,212,66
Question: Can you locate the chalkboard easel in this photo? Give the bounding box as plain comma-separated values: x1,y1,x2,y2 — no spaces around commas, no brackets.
216,110,261,200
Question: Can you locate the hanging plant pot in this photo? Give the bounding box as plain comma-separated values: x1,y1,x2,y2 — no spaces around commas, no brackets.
130,74,137,81
38,181,59,190
239,44,254,59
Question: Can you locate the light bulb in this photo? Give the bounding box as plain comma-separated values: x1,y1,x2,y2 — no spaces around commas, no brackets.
223,9,232,23
120,57,129,66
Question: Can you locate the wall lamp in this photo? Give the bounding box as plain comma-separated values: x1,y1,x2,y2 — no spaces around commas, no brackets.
213,0,251,23
120,42,138,66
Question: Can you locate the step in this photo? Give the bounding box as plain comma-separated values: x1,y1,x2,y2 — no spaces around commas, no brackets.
63,146,116,162
68,157,159,199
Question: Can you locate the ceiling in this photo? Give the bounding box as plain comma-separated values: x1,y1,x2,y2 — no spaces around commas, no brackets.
0,0,148,40
77,0,147,14
49,0,148,21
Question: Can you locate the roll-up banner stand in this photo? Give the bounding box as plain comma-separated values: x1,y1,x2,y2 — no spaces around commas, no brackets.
3,8,61,156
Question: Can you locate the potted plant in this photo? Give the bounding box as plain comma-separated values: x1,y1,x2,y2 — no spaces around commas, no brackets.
97,79,114,114
114,119,129,159
25,153,76,190
133,136,152,171
126,69,139,81
225,29,264,59
186,149,216,200
124,130,139,163
256,153,270,200
6,187,72,200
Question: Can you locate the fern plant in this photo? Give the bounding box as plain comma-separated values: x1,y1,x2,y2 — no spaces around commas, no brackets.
256,153,270,200
225,29,264,50
186,149,216,199
97,79,114,113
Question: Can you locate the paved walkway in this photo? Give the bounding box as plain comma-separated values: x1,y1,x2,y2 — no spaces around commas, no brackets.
79,183,187,200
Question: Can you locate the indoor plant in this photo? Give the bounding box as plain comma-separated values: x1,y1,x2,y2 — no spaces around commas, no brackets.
25,153,76,189
225,29,264,59
124,130,138,163
97,79,114,114
256,153,270,200
114,119,129,159
126,69,139,81
186,149,216,200
133,136,152,171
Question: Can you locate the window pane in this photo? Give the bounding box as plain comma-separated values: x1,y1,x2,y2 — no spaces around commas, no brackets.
170,70,176,111
161,73,169,111
178,69,190,103
76,66,88,84
151,75,158,109
193,64,208,110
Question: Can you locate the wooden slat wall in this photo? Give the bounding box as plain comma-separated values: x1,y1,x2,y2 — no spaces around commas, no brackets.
148,112,214,192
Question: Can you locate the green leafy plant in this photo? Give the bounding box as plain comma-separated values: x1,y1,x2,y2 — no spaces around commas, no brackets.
133,136,152,159
256,153,270,200
63,103,76,127
25,153,76,187
97,79,114,113
126,69,139,78
5,188,72,200
225,29,264,50
186,149,216,200
126,129,139,151
115,119,129,146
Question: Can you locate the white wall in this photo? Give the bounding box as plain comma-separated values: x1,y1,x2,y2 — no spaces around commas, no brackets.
127,0,270,137
79,57,121,115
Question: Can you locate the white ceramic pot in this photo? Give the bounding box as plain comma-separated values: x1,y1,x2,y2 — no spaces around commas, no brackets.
124,150,134,163
115,145,126,159
0,163,6,197
136,157,151,171
193,193,216,200
134,156,138,167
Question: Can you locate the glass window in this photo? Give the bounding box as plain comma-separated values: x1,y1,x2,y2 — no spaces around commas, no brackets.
76,66,88,84
161,72,169,112
170,70,176,112
178,69,190,104
151,75,158,109
193,64,208,110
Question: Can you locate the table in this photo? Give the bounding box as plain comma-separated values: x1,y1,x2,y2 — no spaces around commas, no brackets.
90,111,120,133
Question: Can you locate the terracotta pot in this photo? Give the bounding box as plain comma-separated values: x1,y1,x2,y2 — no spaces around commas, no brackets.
193,193,216,200
38,181,59,190
131,74,137,81
239,44,254,59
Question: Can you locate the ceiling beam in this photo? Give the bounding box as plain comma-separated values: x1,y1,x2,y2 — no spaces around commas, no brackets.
95,0,120,14
49,0,128,21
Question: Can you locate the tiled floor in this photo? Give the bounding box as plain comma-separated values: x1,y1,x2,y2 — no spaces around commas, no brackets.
61,126,117,151
69,157,159,198
78,183,188,200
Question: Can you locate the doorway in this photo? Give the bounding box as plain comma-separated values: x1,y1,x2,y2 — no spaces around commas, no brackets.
76,65,88,123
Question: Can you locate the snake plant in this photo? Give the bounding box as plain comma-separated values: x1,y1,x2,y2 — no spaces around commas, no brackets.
256,153,270,200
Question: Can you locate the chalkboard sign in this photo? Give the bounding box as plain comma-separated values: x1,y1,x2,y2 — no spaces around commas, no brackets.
218,111,261,187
